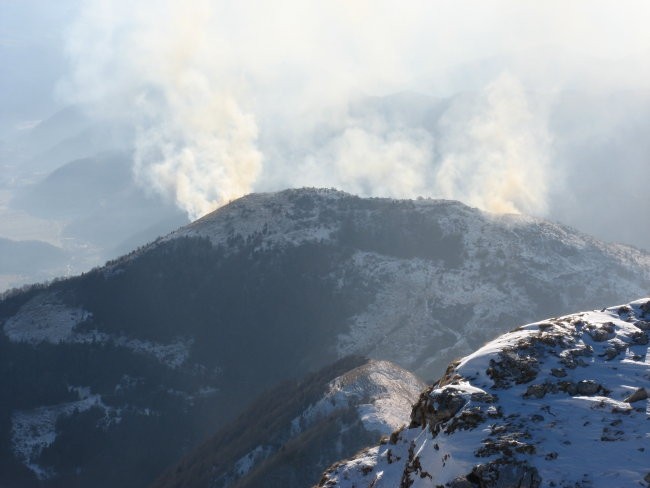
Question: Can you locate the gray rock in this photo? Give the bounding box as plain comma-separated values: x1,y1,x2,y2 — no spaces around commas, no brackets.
448,477,476,488
630,331,649,345
410,387,467,433
576,380,600,395
550,368,566,378
487,351,539,388
640,301,650,317
524,384,549,399
588,327,611,342
624,388,648,403
634,320,650,331
470,462,541,488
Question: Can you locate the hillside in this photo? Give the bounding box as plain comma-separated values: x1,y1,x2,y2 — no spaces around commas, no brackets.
151,357,424,488
318,298,650,488
0,188,649,486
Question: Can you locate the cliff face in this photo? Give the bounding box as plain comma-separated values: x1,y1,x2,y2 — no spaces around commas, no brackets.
318,298,650,488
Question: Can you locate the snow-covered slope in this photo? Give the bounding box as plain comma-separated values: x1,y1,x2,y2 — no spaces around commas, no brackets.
291,359,424,438
151,358,425,488
318,298,650,488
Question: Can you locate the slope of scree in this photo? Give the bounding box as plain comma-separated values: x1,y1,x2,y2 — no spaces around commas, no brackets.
1,188,649,487
318,298,650,488
150,357,425,488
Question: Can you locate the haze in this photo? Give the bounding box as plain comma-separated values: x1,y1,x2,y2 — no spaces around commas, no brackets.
1,0,649,290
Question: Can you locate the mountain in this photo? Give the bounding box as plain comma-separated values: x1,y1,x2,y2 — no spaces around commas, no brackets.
318,298,650,487
0,237,67,276
3,106,133,177
1,106,182,291
0,188,649,486
151,357,424,488
169,188,650,378
12,152,188,250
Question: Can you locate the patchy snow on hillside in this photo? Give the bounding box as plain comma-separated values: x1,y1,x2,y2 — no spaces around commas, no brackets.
334,197,650,378
112,335,192,369
3,292,192,368
320,298,650,488
98,189,650,382
164,189,650,380
11,386,116,480
233,445,273,478
3,292,91,343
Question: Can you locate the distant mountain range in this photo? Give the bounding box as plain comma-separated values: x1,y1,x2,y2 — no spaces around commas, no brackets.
318,298,650,488
0,188,648,487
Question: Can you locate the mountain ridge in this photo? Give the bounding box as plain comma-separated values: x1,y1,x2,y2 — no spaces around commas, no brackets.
317,298,650,488
0,188,648,486
150,357,425,488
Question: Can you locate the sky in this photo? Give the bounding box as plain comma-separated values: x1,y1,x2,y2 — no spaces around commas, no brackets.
1,0,649,258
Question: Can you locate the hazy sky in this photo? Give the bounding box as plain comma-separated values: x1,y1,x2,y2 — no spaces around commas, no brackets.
2,0,649,249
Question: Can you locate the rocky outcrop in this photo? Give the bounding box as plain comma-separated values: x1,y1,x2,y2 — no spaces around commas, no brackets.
318,298,650,488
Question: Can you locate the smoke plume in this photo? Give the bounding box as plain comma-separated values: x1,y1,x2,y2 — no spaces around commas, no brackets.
434,74,552,215
62,0,262,220
58,0,650,231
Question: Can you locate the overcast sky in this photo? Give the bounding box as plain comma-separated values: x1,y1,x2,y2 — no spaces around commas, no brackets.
1,0,649,251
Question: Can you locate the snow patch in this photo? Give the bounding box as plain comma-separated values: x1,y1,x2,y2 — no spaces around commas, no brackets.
11,387,115,480
3,292,192,368
3,293,90,343
233,445,272,477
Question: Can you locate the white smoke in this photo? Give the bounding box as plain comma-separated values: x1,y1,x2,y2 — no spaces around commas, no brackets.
58,0,650,222
434,74,552,215
132,87,261,221
61,0,262,220
302,126,434,199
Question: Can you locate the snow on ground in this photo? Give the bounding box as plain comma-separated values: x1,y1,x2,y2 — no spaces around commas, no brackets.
3,292,90,343
171,188,345,250
330,194,649,379
336,251,518,376
233,445,273,478
3,292,192,368
11,386,116,480
112,335,192,369
320,298,650,488
291,360,425,437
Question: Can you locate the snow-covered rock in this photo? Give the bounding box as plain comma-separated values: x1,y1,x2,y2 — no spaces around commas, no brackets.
291,360,425,437
318,298,650,488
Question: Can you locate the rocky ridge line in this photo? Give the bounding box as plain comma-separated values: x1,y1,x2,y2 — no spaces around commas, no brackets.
318,298,650,488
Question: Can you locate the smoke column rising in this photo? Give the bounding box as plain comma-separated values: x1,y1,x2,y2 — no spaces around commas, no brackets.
434,74,552,215
62,0,262,220
59,0,650,222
